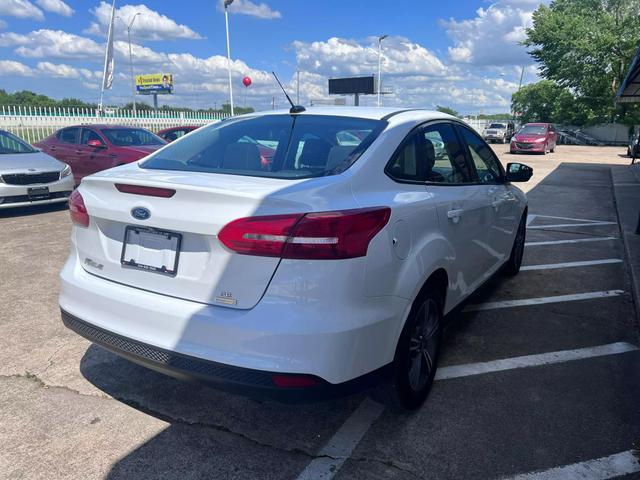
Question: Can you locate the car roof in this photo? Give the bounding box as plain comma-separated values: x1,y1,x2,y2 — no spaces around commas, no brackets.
525,122,551,126
232,107,457,124
59,125,150,130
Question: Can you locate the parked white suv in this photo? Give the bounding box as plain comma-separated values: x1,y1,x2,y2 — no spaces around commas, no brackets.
59,108,531,409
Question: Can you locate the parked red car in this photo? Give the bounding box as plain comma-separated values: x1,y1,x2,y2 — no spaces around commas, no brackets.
510,123,558,155
157,125,200,142
35,125,165,184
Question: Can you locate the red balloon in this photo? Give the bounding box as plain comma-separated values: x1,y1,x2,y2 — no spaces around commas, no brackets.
242,76,252,87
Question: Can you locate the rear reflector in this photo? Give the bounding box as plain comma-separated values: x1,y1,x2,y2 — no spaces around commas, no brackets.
272,374,320,388
115,184,176,198
69,190,89,227
218,207,391,260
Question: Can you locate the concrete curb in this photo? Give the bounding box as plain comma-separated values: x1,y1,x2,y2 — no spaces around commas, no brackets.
611,164,640,327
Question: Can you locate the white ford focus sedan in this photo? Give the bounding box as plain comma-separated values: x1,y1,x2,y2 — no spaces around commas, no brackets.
59,108,531,409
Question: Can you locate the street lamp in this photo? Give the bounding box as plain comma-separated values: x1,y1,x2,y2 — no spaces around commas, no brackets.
118,13,142,117
224,0,235,116
377,34,388,107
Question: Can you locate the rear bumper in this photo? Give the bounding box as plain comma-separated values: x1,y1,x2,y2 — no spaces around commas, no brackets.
62,309,391,402
59,250,408,386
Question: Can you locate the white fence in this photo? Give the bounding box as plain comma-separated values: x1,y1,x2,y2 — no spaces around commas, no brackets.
0,105,228,144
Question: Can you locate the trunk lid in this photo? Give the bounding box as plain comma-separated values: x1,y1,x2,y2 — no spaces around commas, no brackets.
75,166,308,309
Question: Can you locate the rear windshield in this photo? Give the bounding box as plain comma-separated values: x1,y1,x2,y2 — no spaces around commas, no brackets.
488,123,506,129
140,114,386,179
519,125,547,135
101,128,165,146
0,130,37,154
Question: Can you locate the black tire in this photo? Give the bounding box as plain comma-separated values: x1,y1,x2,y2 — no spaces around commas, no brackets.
550,144,555,153
504,213,526,276
628,147,632,157
374,288,443,411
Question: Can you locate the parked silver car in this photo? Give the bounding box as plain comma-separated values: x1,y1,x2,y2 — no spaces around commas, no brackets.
483,122,515,144
0,130,74,209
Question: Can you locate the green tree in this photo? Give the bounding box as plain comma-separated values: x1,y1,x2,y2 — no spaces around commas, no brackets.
436,105,459,117
524,0,640,124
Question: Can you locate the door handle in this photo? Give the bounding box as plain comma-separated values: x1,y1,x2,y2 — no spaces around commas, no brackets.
447,209,464,223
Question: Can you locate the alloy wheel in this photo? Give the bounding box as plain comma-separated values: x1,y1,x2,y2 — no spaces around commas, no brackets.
407,299,440,392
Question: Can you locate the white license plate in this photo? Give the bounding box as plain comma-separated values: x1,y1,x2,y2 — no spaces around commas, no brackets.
121,226,181,276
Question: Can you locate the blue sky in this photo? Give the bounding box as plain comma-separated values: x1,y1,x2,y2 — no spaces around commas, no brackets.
0,0,546,113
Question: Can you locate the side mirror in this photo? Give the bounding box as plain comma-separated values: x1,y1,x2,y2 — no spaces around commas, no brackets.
87,139,105,148
506,162,533,182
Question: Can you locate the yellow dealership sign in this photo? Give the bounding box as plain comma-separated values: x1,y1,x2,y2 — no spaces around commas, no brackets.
135,73,173,95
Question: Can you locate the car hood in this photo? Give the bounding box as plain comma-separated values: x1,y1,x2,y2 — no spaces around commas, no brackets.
513,134,545,142
0,150,65,174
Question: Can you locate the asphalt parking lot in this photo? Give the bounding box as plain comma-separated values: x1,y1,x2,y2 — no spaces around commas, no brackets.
1,145,639,479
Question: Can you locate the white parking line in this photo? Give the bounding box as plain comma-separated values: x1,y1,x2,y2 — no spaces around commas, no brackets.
295,397,385,480
528,221,616,229
520,259,622,271
296,341,639,480
526,214,537,227
503,450,640,480
525,237,618,246
463,290,625,312
435,342,638,380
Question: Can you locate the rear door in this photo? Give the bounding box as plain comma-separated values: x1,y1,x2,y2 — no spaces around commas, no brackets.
457,124,518,272
55,127,81,180
421,122,490,301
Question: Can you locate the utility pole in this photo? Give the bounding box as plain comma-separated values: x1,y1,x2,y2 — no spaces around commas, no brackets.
224,0,235,116
377,34,388,107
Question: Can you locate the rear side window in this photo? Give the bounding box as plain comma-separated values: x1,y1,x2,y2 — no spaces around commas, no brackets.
141,115,385,179
386,122,474,184
58,127,79,144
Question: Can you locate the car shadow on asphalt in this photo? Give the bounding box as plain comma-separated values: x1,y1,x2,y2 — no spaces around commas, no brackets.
0,201,67,219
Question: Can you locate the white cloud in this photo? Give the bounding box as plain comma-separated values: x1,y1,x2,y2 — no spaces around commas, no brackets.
0,59,34,76
35,61,99,80
0,29,103,58
85,2,202,41
0,0,43,21
216,0,281,19
35,0,73,17
442,0,546,66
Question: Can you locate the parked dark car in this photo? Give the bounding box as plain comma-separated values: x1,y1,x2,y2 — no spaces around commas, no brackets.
157,125,200,142
510,123,558,155
35,125,166,184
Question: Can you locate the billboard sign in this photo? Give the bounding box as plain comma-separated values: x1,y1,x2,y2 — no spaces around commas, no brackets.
328,76,375,95
136,73,173,95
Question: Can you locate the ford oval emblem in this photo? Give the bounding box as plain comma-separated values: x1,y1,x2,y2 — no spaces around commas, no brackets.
131,207,151,221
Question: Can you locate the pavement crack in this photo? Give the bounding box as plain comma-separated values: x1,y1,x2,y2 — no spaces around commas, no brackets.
0,371,111,399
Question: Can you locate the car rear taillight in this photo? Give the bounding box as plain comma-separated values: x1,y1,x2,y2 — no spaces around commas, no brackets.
69,190,89,227
218,207,391,260
115,184,176,198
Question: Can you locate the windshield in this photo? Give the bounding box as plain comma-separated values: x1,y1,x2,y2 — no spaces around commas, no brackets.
0,130,37,154
518,125,547,135
488,123,506,129
101,128,164,147
141,114,386,179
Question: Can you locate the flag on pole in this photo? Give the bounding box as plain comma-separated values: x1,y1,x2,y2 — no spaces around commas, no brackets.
101,0,116,91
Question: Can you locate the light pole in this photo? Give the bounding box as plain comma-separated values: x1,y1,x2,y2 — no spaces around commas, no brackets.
224,0,235,116
118,13,141,117
377,34,388,107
